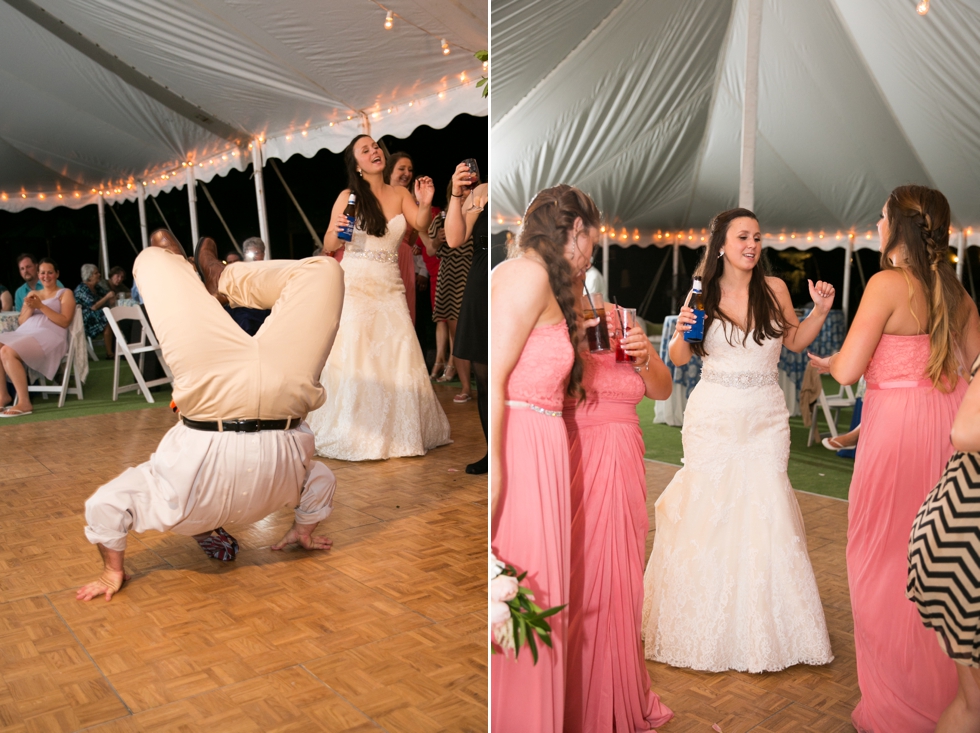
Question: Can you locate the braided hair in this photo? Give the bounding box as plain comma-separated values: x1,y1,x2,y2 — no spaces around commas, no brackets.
512,185,601,399
882,184,965,389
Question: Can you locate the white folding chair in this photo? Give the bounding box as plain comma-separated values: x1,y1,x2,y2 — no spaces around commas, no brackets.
27,306,84,408
103,305,173,403
86,336,98,361
807,382,857,446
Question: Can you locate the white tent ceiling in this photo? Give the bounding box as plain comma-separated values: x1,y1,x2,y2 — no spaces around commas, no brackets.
0,0,487,212
491,0,980,243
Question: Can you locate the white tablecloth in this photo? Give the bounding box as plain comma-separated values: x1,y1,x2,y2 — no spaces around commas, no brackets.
654,311,846,426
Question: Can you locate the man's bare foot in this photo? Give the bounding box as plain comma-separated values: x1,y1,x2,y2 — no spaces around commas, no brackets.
76,569,130,602
272,522,332,551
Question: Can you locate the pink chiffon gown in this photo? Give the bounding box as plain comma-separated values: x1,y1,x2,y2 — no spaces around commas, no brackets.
491,322,574,733
563,352,673,733
848,334,964,732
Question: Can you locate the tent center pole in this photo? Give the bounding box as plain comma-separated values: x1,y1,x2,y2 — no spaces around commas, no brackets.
957,230,967,281
841,236,853,326
252,140,270,253
739,0,763,211
97,194,109,275
137,182,149,249
186,166,199,252
671,241,680,314
601,233,609,301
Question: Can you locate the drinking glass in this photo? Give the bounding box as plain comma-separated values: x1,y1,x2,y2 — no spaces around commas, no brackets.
615,307,637,363
582,292,610,353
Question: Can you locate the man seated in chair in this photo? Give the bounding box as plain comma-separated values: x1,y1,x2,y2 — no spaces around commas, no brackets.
78,230,345,601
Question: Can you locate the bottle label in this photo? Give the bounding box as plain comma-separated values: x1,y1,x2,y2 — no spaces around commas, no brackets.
337,215,356,242
684,309,705,342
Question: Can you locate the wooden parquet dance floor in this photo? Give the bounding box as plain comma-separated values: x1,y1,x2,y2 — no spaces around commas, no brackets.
0,385,487,733
643,461,859,733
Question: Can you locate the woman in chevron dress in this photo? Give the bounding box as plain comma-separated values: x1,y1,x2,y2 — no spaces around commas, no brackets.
909,353,980,731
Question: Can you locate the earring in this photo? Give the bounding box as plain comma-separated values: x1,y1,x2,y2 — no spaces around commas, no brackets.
357,168,363,177
718,249,725,258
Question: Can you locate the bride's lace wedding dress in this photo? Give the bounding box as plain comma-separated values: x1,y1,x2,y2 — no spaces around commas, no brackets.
641,320,833,672
306,214,451,461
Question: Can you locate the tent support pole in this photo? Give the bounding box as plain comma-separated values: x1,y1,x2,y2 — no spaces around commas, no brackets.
671,241,680,314
957,231,967,281
252,140,270,251
186,166,199,252
841,236,853,326
97,194,109,275
738,0,763,210
199,180,242,255
269,158,320,251
137,182,149,249
107,203,140,255
150,197,172,233
601,233,609,301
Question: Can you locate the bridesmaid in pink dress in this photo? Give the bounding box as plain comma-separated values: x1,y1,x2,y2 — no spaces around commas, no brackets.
491,185,601,733
563,298,674,733
810,185,980,732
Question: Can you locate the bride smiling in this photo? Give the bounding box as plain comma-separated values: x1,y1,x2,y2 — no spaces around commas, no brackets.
641,207,835,672
307,134,451,461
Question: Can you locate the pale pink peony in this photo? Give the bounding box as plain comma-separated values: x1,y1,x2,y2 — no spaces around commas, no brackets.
491,574,519,603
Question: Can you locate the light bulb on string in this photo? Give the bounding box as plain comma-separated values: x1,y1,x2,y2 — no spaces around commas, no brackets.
441,38,450,55
916,0,929,15
384,10,393,29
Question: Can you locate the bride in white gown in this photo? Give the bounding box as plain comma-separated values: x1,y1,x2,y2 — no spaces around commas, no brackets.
307,134,451,461
641,208,835,673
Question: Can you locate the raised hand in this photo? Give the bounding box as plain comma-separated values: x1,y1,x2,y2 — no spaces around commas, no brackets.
415,176,435,207
451,162,476,197
808,279,835,314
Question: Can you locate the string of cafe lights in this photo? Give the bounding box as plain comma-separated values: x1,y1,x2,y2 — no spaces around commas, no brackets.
367,0,484,66
494,216,976,245
0,73,483,203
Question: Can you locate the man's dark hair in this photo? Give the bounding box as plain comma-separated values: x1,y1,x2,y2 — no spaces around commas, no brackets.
16,253,37,266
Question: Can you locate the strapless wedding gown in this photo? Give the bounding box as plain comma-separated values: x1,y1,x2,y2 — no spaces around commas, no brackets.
307,214,451,460
641,320,833,672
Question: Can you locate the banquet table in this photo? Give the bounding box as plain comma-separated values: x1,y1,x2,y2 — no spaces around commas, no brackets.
653,309,845,426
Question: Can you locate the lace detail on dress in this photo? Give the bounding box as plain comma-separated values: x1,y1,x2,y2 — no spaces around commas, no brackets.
506,323,574,412
866,334,931,384
700,367,778,389
306,214,452,460
578,350,644,404
640,320,833,672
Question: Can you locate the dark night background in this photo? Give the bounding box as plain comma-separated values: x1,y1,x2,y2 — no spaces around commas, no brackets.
0,113,487,293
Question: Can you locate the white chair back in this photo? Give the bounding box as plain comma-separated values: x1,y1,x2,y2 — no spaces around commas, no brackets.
103,305,173,403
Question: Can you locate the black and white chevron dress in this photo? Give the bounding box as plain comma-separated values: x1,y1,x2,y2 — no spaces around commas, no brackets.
908,358,980,667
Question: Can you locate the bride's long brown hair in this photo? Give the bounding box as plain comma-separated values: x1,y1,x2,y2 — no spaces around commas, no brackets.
511,184,601,398
689,208,788,357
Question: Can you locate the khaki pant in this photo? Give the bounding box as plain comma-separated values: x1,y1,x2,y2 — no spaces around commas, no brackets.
133,248,344,421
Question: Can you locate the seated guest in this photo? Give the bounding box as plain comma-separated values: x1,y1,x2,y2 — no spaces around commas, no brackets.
107,266,130,299
74,264,117,358
0,258,75,417
0,284,11,311
225,251,242,264
14,253,64,310
242,237,266,261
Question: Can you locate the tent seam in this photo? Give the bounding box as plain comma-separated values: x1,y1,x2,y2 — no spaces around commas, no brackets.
681,0,738,229
491,0,629,130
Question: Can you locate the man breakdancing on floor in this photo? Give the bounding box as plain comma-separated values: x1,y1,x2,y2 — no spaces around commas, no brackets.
77,230,345,601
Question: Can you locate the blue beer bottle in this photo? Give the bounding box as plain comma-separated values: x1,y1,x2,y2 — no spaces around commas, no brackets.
337,193,356,242
684,276,705,343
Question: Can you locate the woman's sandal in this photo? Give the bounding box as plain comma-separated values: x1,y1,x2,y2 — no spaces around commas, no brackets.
429,361,446,380
0,406,33,418
436,364,457,383
822,436,847,451
453,392,472,403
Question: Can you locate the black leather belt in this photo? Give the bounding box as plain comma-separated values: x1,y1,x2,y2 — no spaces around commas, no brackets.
181,416,300,432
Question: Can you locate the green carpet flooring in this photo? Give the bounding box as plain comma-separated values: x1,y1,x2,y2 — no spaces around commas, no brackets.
1,349,173,426
636,382,856,501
